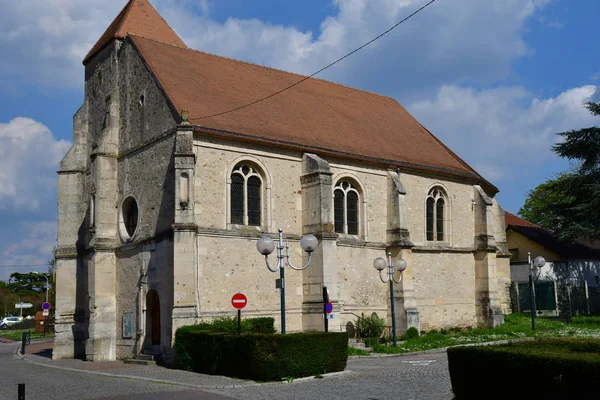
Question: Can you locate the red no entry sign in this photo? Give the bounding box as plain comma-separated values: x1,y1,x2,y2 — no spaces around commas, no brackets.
231,293,247,309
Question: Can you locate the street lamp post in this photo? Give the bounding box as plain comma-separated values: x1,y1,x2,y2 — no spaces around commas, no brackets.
528,252,546,330
257,229,318,334
33,272,49,303
373,252,407,346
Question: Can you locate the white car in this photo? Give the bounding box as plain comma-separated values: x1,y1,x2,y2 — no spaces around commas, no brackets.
0,316,23,329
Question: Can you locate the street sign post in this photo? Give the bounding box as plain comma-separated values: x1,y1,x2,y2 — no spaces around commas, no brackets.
42,302,51,311
232,293,247,334
323,286,330,332
15,302,33,318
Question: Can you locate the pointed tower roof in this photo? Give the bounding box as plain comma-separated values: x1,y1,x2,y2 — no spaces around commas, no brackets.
83,0,186,65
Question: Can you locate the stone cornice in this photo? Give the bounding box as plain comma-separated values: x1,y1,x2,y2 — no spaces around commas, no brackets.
57,169,85,175
412,245,478,253
172,223,198,232
336,237,387,249
196,227,302,241
55,246,79,260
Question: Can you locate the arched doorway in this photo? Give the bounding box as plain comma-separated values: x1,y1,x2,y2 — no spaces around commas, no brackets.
146,290,160,346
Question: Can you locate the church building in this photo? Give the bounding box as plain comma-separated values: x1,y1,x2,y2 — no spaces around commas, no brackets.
54,0,511,362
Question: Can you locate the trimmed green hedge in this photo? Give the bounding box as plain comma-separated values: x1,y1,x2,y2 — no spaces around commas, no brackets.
174,330,348,381
448,339,600,399
177,317,276,334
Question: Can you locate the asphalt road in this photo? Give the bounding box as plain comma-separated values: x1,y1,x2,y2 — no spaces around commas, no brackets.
218,352,455,400
0,340,455,400
0,342,232,400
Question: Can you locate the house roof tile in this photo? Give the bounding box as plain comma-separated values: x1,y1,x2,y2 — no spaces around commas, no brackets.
83,0,186,65
130,34,491,183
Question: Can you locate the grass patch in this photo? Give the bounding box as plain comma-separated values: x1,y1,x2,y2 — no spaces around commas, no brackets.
369,314,600,354
348,346,370,356
0,329,52,341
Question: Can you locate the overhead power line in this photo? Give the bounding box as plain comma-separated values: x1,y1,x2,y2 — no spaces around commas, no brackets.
0,264,49,268
190,0,437,121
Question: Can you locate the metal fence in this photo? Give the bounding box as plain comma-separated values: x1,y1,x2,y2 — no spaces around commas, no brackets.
511,280,600,317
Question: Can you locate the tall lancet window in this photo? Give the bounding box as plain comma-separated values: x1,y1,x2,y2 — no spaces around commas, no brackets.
426,187,447,242
334,180,360,235
230,165,262,226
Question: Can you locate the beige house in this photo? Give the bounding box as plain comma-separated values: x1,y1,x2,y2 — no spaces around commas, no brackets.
54,0,511,362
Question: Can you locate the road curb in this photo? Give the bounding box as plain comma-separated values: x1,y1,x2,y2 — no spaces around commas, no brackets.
348,337,536,359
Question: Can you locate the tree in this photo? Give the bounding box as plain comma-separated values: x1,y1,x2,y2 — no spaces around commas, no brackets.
519,173,575,230
519,102,600,242
7,272,49,297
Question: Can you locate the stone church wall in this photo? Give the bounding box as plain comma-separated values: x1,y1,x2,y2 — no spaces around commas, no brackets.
412,251,477,329
115,238,173,360
197,235,305,332
192,136,486,332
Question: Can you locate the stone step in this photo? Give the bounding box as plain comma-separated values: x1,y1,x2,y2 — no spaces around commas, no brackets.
135,354,154,361
124,359,156,366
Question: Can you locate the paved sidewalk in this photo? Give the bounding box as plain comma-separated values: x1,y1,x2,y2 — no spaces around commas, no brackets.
21,340,257,389
16,339,456,399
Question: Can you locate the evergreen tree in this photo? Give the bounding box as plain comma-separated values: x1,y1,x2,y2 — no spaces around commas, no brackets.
519,102,600,241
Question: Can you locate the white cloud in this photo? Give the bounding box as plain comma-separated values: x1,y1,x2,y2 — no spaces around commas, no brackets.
0,221,56,281
408,85,598,182
169,0,552,94
0,118,70,211
0,0,551,91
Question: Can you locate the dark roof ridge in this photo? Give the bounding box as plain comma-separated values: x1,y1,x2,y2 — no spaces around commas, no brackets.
128,34,397,103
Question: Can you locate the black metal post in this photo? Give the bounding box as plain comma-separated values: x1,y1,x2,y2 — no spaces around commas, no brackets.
21,332,27,355
390,278,397,346
278,230,286,334
323,286,329,333
237,309,241,335
567,284,573,324
529,274,536,330
18,383,25,400
280,262,285,334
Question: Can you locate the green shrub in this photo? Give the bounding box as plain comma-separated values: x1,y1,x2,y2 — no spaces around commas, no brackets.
448,339,600,399
179,317,275,334
174,330,348,381
355,314,386,338
406,327,419,339
363,337,379,348
247,317,276,334
348,346,370,356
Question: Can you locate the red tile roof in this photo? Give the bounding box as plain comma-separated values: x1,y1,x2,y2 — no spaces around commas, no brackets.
505,212,540,229
130,34,492,183
83,0,186,65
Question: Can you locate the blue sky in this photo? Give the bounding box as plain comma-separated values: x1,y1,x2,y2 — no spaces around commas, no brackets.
0,0,598,280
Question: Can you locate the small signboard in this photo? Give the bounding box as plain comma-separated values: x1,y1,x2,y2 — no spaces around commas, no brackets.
15,303,33,309
43,309,49,317
231,293,247,310
42,302,51,310
122,312,133,339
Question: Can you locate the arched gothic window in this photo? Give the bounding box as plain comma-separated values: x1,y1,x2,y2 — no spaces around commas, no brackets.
230,165,262,226
426,187,447,241
334,181,359,235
